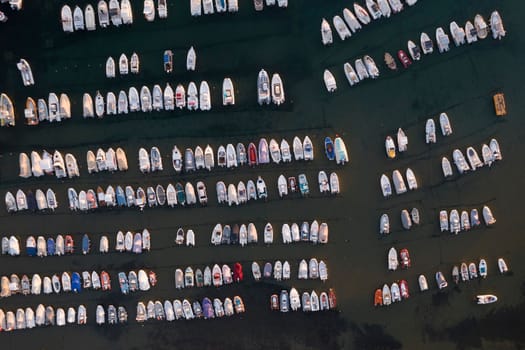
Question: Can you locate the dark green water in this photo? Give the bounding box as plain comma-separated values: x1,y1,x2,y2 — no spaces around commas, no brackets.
0,0,524,349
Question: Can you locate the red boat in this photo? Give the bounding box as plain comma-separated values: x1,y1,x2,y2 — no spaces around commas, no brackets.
288,176,297,192
397,50,412,69
400,248,411,269
400,279,410,299
233,263,243,282
328,288,337,309
270,294,279,310
374,288,383,306
148,270,157,286
248,142,258,166
101,271,111,291
86,189,98,209
65,235,74,254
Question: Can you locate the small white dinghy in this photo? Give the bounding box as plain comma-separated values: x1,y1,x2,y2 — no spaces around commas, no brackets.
477,295,497,305
392,169,407,194
466,146,483,170
439,112,452,136
425,119,436,144
442,157,453,177
388,247,398,271
380,174,392,198
332,15,351,41
397,128,408,152
483,206,496,226
320,18,333,45
405,168,418,190
323,69,337,92
343,8,361,33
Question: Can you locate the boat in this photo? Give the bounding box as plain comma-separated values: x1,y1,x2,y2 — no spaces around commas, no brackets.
191,0,202,15
453,149,470,174
226,143,238,168
490,138,502,161
152,84,163,110
61,5,74,32
354,3,371,25
109,0,122,26
450,21,466,46
436,271,448,289
436,27,450,53
493,93,506,117
477,295,498,305
385,136,396,159
384,52,397,70
343,8,361,33
318,170,330,194
388,247,398,270
58,93,71,120
439,210,449,232
382,284,391,306
420,32,434,54
320,18,333,45
37,98,48,122
184,46,197,72
483,205,496,226
162,50,173,74
17,58,34,86
392,169,407,194
130,52,139,73
143,0,155,21
271,73,285,105
85,4,96,30
46,188,58,210
379,213,390,235
418,275,428,291
264,223,274,244
127,86,139,112
474,15,489,40
158,0,167,18
268,139,281,164
106,92,117,115
406,168,417,190
401,209,412,230
365,0,382,20
187,82,199,110
490,11,506,40
48,93,59,122
106,56,116,78
120,0,133,24
257,69,271,105
374,288,383,306
333,15,351,41
469,262,478,279
321,69,337,93
391,283,401,302
466,147,483,170
377,0,391,18
438,112,452,136
237,142,248,165
355,58,369,80
303,135,315,161
380,174,392,197
460,263,469,282
407,40,421,61
140,86,152,112
460,210,470,231
98,0,109,27
215,0,227,12
150,146,163,171
479,259,488,278
465,21,477,44
310,291,320,312
498,258,508,274
449,209,460,234
425,119,436,144
398,49,412,69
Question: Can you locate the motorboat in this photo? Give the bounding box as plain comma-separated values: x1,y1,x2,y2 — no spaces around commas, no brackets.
53,150,67,178
333,15,351,41
98,0,109,27
436,27,450,53
128,87,140,112
321,19,333,45
47,93,61,122
343,8,361,33
439,210,449,232
498,258,508,274
229,0,239,11
366,0,382,20
490,11,506,40
474,14,488,39
143,0,155,21
184,148,196,172
221,77,236,105
382,284,391,306
411,207,420,225
453,149,470,174
257,69,271,105
388,247,398,270
450,21,466,46
163,50,173,74
186,46,196,71
425,118,436,144
354,3,371,25
398,49,412,68
385,136,396,159
355,58,369,80
95,91,105,118
140,85,152,112
37,98,49,122
83,93,94,118
344,62,360,85
202,0,214,15
187,82,199,110
490,138,502,161
477,295,497,305
364,55,379,78
150,146,163,171
465,21,478,44
215,0,227,13
479,259,488,278
420,32,434,54
59,93,71,119
406,168,417,190
391,283,401,302
460,263,469,282
392,169,406,194
130,52,139,73
106,56,115,78
17,58,34,86
271,73,285,105
109,0,122,26
407,40,421,61
380,174,392,197
439,112,452,136
469,262,478,279
191,0,202,16
85,4,96,30
61,5,74,32
152,84,163,110
226,143,238,167
384,52,397,70
377,0,391,18
304,135,316,161
466,147,483,170
401,209,412,230
323,69,337,92
158,0,167,18
449,209,460,234
483,205,496,226
436,271,448,289
481,144,493,166
380,213,390,235
106,91,117,115
236,142,247,165
461,210,470,231
120,0,133,24
163,83,174,111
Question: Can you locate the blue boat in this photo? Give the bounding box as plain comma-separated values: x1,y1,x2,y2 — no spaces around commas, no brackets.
118,272,129,295
27,190,37,211
202,297,214,319
82,234,90,255
116,186,126,206
47,237,55,256
175,182,186,206
71,272,82,293
324,137,335,160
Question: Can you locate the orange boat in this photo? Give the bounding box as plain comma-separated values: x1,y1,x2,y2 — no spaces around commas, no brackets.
101,271,111,291
374,288,383,306
493,93,506,116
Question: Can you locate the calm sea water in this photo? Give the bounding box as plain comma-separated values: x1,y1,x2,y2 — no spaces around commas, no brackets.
0,0,524,349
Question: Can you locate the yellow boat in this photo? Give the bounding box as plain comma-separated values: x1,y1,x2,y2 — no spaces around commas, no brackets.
493,93,506,116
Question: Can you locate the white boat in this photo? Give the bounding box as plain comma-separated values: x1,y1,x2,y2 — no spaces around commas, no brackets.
293,136,304,160
450,21,466,46
264,223,273,244
453,149,470,174
343,8,361,33
334,136,348,165
436,27,450,53
195,146,205,170
498,258,508,274
152,84,163,111
138,147,151,173
280,139,292,163
483,205,496,226
477,295,497,305
330,172,340,194
442,157,453,177
141,86,152,112
397,128,408,152
117,90,128,114
481,144,493,166
385,136,396,159
119,54,128,75
388,0,403,12
420,32,433,54
465,21,478,44
380,213,389,235
406,168,417,190
37,98,48,122
439,112,452,136
162,83,174,111
109,0,122,26
85,4,96,30
406,0,417,5
106,56,115,78
130,52,139,73
106,92,117,115
407,40,421,61
364,55,380,78
392,169,406,194
191,0,202,16
204,145,214,170
333,15,351,41
17,58,35,86
203,0,214,14
215,0,226,12
65,153,79,178
98,0,109,27
490,11,506,40
256,69,271,105
166,184,177,206
143,0,155,21
391,283,401,302
466,146,483,170
54,150,67,178
229,0,239,11
439,210,449,232
343,62,360,86
199,81,211,111
61,5,74,33
380,174,392,197
355,59,369,80
449,209,460,234
388,247,398,271
31,151,43,177
302,135,314,161
19,153,31,178
187,82,198,110
365,0,382,20
474,14,488,39
425,118,436,144
48,92,60,122
354,3,371,25
320,18,333,45
271,74,285,105
187,46,196,71
82,93,94,118
158,0,167,18
490,138,502,161
59,93,71,120
120,0,133,24
377,0,391,18
128,87,140,112
222,78,235,105
318,171,329,193
418,275,428,291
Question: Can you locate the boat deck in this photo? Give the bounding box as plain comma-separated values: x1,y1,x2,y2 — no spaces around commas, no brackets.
493,93,506,116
